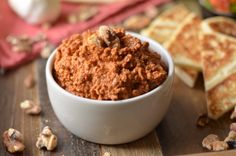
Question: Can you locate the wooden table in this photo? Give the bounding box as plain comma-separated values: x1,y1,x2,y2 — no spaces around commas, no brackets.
1,0,236,156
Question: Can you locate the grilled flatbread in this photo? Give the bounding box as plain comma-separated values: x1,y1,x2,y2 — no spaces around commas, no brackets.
201,16,236,39
201,18,236,91
164,13,202,70
141,4,199,87
201,17,236,119
206,73,236,119
175,66,199,88
141,4,190,43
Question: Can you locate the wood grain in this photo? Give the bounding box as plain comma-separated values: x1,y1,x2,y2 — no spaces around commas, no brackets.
101,132,163,156
0,62,40,156
184,150,236,156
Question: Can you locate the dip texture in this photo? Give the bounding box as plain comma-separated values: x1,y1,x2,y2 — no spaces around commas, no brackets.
53,26,167,100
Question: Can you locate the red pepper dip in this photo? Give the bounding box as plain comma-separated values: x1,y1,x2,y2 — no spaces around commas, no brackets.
53,26,167,100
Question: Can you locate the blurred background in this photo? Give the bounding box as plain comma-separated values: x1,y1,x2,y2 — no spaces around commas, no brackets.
0,0,235,73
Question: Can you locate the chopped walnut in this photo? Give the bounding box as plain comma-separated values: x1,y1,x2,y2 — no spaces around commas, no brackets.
24,73,35,88
87,34,104,47
123,15,151,31
36,126,57,151
202,134,220,150
230,106,236,120
98,25,120,48
6,33,46,53
20,100,41,115
230,123,236,132
67,6,98,24
2,128,25,153
196,114,209,127
79,7,98,22
6,35,33,52
224,131,236,142
212,141,228,151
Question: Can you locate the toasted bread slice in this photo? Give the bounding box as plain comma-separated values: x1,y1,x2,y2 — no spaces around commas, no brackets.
201,18,236,91
201,34,236,91
140,5,199,87
164,13,202,70
175,66,199,88
141,4,190,43
206,73,236,119
201,16,236,39
201,17,236,119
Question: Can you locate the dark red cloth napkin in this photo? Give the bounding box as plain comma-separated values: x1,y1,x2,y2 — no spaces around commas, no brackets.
0,0,169,70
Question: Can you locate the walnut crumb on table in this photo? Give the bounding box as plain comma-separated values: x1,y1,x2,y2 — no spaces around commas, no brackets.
196,113,209,127
36,126,58,151
202,134,228,151
20,100,41,115
211,141,228,151
202,123,236,152
2,128,25,153
202,134,220,150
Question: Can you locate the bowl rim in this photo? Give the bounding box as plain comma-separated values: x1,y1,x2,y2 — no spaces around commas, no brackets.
45,32,174,105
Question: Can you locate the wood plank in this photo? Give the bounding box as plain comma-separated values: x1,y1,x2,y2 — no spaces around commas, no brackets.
36,59,100,156
184,149,236,156
0,62,40,156
156,76,233,155
101,131,163,156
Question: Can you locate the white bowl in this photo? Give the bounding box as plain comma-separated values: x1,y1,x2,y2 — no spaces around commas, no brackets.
46,32,174,144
